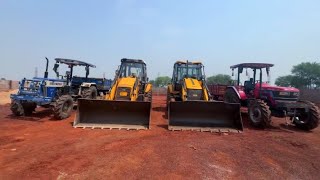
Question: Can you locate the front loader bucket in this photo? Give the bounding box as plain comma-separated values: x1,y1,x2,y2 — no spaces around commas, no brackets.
168,101,243,133
74,99,151,130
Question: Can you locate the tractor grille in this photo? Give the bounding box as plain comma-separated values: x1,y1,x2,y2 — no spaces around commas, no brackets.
272,91,299,101
187,89,202,100
115,87,131,100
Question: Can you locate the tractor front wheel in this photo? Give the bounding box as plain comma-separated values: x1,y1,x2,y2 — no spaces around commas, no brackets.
248,100,271,128
53,95,74,120
82,86,98,99
11,101,24,116
11,101,36,116
293,101,320,131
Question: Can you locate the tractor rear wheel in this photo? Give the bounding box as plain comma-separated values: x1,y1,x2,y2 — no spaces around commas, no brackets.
11,101,24,116
248,100,271,128
224,88,240,103
53,95,74,120
82,86,98,99
293,101,320,131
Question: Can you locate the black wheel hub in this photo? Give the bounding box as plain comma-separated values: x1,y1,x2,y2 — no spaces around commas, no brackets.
250,106,262,123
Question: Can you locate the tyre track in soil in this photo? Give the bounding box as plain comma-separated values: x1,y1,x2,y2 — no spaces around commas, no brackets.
0,96,319,179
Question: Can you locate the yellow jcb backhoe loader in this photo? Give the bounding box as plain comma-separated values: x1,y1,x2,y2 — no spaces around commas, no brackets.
73,58,152,130
167,61,243,132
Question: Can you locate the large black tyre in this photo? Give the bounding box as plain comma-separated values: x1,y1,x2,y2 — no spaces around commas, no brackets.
10,101,24,116
53,95,74,120
11,101,36,116
23,103,36,115
248,99,271,128
82,86,98,99
224,88,240,103
294,101,320,131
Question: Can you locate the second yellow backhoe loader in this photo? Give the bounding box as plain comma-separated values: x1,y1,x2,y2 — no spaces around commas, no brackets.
73,58,152,130
167,61,243,132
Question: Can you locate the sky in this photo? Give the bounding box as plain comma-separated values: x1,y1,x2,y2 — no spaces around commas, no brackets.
1,0,319,83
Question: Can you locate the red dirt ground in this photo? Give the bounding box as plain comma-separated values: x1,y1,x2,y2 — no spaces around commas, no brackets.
0,96,320,179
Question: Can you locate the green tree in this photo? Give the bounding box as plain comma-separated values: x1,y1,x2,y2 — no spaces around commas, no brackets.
275,75,305,87
154,76,171,87
275,62,320,88
275,75,294,87
206,74,232,85
291,62,320,88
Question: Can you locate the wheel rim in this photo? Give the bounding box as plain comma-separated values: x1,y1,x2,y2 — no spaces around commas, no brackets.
250,106,262,123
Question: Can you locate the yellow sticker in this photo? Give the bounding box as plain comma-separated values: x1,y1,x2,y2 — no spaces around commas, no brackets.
120,91,128,96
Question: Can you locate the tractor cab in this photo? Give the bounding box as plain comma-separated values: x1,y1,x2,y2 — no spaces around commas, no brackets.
171,61,205,92
114,58,149,96
117,58,148,83
53,58,96,85
230,63,300,102
231,63,274,99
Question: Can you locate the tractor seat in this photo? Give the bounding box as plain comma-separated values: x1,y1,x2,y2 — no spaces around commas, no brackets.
244,80,254,93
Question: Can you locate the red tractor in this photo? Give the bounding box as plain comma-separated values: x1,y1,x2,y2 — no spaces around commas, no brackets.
224,63,320,130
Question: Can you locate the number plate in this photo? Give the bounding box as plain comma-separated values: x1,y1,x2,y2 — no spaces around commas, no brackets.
193,94,198,97
279,92,289,96
120,91,128,96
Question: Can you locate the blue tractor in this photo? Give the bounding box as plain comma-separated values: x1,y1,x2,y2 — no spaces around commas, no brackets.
10,58,112,120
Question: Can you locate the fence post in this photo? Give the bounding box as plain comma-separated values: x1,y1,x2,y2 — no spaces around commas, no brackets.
9,80,12,89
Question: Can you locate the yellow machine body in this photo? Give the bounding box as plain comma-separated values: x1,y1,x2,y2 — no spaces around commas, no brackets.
74,59,152,130
167,61,243,132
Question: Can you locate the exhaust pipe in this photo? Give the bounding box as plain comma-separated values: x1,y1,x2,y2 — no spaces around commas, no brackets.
44,57,49,78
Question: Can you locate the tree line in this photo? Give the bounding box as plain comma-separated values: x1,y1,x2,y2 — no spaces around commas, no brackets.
275,62,320,89
149,61,320,89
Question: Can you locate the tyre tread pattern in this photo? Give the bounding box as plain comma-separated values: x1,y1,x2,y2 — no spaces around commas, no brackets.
10,101,24,116
53,95,73,120
296,101,320,130
249,99,271,128
82,86,98,99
